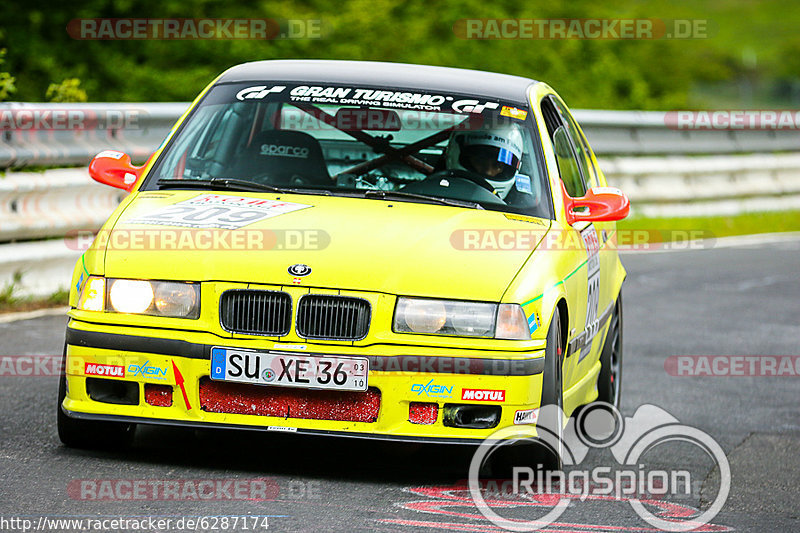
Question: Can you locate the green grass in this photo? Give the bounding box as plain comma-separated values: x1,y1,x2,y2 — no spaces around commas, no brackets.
617,210,800,242
0,271,69,314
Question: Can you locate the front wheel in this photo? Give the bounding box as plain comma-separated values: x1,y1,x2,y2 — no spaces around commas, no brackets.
536,307,565,470
489,308,565,475
597,294,623,407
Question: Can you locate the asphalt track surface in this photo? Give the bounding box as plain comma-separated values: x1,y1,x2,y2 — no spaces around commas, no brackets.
0,236,798,532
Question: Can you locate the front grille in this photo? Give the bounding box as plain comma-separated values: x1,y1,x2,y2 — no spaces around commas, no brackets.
220,290,291,336
296,295,371,340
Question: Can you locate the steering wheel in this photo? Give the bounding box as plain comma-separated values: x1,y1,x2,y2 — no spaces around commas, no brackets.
425,169,496,193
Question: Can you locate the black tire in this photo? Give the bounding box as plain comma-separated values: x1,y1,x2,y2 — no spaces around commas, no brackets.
57,349,136,450
536,307,565,471
488,308,565,477
597,294,623,408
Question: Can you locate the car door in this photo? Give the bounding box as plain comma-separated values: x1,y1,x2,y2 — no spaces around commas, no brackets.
540,95,606,389
551,97,617,368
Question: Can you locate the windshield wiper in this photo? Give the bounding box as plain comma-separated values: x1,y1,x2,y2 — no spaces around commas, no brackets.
157,178,288,193
155,179,479,208
156,178,333,196
362,189,482,209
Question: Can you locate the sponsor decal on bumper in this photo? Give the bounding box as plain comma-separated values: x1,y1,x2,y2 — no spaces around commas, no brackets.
513,408,537,424
461,389,505,402
85,362,125,378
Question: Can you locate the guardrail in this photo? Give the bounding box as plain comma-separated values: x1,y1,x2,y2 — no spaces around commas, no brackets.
0,167,125,242
4,104,800,169
1,102,799,299
575,110,800,155
0,102,186,168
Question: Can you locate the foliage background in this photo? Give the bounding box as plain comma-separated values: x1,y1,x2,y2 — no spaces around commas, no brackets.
0,0,797,109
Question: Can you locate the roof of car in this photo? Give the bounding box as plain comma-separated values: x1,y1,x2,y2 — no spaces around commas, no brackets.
217,60,538,104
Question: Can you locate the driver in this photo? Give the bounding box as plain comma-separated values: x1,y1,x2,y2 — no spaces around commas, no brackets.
444,123,524,199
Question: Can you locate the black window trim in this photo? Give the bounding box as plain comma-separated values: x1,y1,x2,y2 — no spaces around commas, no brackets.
541,94,588,197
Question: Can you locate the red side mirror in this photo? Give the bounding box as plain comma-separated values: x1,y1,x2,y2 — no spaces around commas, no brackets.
562,182,630,225
88,151,144,192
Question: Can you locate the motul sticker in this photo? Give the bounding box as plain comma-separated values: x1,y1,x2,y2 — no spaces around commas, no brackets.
461,388,505,402
84,362,125,378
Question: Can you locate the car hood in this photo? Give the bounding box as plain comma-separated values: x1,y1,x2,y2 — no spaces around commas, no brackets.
101,190,551,301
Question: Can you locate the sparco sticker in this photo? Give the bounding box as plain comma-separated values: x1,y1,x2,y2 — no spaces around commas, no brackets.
128,194,311,230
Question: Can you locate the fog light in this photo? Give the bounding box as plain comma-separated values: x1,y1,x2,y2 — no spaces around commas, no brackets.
442,404,501,429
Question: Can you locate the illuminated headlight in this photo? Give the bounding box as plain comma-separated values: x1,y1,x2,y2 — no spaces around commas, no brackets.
393,298,530,339
109,279,154,314
78,277,199,318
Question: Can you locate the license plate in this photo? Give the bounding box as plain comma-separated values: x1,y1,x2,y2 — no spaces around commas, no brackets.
210,347,369,392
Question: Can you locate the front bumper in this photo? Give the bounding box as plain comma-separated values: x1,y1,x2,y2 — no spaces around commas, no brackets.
63,319,546,444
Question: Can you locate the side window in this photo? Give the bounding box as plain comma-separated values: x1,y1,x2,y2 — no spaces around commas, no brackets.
541,97,587,197
552,98,598,188
552,126,585,197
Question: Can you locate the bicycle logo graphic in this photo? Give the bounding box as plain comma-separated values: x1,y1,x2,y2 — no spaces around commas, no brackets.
468,402,731,532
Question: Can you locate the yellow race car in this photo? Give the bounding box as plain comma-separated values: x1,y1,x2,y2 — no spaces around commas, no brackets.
59,60,629,456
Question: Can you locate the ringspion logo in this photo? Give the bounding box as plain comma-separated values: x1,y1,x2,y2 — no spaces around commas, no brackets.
469,403,730,531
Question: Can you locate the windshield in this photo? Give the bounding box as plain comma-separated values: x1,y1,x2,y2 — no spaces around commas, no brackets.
144,82,553,218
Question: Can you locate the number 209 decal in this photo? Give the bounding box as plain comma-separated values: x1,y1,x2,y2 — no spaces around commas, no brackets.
129,194,311,230
580,224,601,359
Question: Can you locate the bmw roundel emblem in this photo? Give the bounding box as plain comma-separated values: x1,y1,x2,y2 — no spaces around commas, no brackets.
288,263,311,277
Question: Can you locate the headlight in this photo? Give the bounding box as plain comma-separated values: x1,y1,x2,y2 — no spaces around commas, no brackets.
109,279,154,314
393,298,530,340
78,277,200,318
395,298,447,334
154,282,199,318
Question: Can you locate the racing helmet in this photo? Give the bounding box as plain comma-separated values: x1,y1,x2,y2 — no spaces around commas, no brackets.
445,122,524,198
